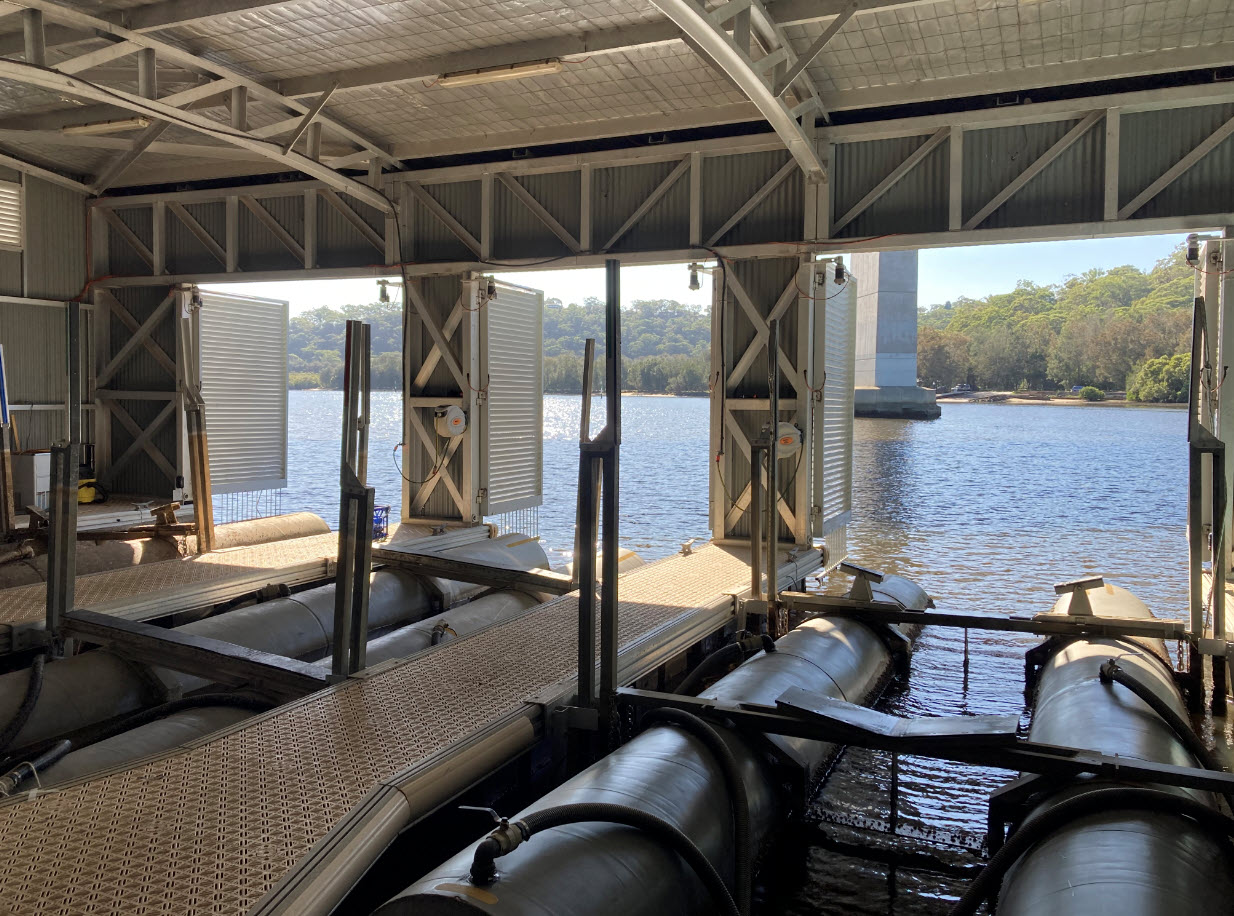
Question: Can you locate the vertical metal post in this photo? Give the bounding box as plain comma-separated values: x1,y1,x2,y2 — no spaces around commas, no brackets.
599,259,621,723
768,318,783,636
750,444,763,599
333,320,375,677
179,290,215,552
47,300,81,651
574,338,598,706
1213,446,1228,713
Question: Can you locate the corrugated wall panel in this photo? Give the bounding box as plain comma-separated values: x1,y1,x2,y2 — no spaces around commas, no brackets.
109,287,176,391
317,193,386,269
834,134,948,238
1120,103,1234,221
593,160,681,253
481,281,542,514
703,149,802,247
413,181,480,263
167,201,227,275
0,302,66,405
198,291,288,493
107,396,178,497
239,195,303,272
108,206,153,276
962,118,1103,230
493,172,578,260
23,178,86,300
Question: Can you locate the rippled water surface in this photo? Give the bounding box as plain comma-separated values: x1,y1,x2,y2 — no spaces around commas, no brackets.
287,392,1188,914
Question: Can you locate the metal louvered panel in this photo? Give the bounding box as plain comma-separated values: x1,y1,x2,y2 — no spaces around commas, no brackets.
197,291,289,494
0,180,21,251
813,265,856,540
480,281,543,516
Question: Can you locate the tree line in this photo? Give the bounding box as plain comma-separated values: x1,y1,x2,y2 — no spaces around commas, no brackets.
917,245,1194,402
288,296,711,395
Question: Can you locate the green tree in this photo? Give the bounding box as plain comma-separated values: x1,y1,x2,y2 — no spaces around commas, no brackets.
1128,354,1191,403
916,327,971,388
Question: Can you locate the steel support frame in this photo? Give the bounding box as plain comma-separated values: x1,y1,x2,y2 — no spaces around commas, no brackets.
175,287,215,552
402,277,481,523
712,258,814,554
575,260,622,745
79,81,1234,290
45,299,81,653
332,319,375,677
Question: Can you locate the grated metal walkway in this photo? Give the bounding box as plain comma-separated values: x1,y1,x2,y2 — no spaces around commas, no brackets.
0,543,809,916
0,533,340,627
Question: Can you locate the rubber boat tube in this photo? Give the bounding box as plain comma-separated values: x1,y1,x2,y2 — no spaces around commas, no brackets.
0,512,331,589
995,584,1234,916
0,570,428,748
376,603,916,916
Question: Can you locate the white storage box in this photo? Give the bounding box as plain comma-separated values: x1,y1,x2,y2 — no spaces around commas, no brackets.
12,452,50,511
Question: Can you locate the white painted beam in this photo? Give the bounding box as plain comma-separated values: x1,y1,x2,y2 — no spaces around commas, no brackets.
0,149,90,193
0,57,393,212
647,0,825,181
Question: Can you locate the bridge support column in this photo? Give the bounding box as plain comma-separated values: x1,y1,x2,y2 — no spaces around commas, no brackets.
851,250,940,420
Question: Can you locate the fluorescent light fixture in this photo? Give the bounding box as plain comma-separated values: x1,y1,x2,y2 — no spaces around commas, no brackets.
436,59,563,88
62,117,151,136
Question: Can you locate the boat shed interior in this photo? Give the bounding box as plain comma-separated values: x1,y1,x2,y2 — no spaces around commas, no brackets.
0,0,1231,914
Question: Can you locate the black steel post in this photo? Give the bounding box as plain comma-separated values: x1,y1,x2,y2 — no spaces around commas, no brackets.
575,337,598,707
46,300,81,653
599,259,621,734
1213,446,1228,713
768,318,784,636
333,320,376,677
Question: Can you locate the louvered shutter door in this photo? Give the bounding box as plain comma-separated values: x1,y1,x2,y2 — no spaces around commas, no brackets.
480,281,543,515
813,270,857,540
197,291,289,494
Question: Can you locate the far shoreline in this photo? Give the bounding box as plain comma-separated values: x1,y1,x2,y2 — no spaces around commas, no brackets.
941,397,1186,409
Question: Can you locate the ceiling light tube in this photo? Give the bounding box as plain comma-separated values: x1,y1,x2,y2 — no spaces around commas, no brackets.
436,59,563,88
62,117,152,136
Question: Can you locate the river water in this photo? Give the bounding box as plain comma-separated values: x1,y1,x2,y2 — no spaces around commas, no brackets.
285,391,1189,914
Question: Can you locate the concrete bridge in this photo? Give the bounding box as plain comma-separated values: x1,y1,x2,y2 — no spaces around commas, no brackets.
851,250,940,420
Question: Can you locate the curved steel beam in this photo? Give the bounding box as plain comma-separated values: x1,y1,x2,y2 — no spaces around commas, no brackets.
646,0,825,182
0,58,393,212
10,0,398,169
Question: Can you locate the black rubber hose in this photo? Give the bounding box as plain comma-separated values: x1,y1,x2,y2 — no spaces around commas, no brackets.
1099,659,1219,770
0,738,71,796
677,633,773,696
0,651,46,755
949,787,1234,916
641,707,751,916
82,692,272,745
470,802,740,916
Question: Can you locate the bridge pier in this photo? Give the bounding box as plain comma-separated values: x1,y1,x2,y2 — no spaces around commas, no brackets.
851,250,940,420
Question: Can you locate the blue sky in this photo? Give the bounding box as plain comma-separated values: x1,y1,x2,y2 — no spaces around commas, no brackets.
206,232,1189,315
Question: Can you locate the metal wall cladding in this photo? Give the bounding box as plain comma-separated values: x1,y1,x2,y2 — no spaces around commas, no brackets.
833,134,948,238
818,273,855,536
593,159,690,254
167,200,228,275
24,178,86,300
961,118,1103,230
702,149,802,247
0,302,66,404
1121,102,1234,221
316,193,387,270
107,395,178,497
412,181,480,264
492,171,580,260
108,286,177,392
108,207,154,276
239,194,304,272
